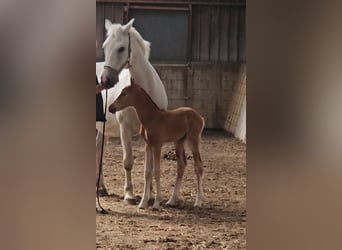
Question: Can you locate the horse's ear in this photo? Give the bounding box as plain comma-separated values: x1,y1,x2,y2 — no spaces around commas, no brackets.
123,18,134,33
105,19,112,32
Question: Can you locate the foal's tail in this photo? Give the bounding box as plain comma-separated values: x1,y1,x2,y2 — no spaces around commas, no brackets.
183,148,187,166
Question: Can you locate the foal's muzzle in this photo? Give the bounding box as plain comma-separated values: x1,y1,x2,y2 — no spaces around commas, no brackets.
108,104,116,114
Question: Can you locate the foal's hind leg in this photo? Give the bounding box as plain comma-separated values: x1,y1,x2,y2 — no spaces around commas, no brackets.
166,139,187,206
152,145,162,210
188,138,204,207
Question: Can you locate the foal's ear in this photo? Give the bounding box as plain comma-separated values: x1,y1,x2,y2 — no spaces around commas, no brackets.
123,18,134,33
105,19,113,32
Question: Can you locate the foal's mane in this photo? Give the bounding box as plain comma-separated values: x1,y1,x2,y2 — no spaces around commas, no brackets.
132,83,163,111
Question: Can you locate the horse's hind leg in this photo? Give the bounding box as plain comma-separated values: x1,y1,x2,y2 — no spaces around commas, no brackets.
166,139,187,206
96,130,108,196
119,124,135,202
188,137,204,207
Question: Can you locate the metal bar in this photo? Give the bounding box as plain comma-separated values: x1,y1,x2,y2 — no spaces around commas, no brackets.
168,96,190,100
96,1,245,7
218,6,221,62
125,2,130,22
198,5,201,61
227,7,231,62
152,63,189,67
237,7,240,63
188,3,192,62
128,5,189,11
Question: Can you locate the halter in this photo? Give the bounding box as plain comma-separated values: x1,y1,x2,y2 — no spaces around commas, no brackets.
103,32,131,77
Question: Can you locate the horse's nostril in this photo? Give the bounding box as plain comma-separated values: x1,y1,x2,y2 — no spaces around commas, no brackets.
101,75,108,84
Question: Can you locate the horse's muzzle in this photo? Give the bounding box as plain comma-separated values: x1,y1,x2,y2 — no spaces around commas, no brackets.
101,74,118,88
101,66,119,88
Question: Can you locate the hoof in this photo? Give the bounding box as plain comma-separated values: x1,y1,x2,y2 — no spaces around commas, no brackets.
152,206,160,211
138,200,149,209
97,188,109,197
123,196,140,205
152,202,160,211
124,192,136,201
194,203,202,208
166,198,177,207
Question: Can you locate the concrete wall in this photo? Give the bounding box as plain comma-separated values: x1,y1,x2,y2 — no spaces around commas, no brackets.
154,63,246,129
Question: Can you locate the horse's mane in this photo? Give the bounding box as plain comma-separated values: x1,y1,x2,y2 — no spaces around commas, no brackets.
130,27,151,59
104,24,151,59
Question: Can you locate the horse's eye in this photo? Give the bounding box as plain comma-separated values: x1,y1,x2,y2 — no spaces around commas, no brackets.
121,92,126,97
118,47,125,53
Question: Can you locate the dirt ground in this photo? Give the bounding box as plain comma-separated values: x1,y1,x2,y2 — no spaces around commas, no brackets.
96,129,246,249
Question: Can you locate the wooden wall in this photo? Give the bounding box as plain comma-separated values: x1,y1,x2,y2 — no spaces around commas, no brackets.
154,63,246,128
224,65,246,135
96,2,124,60
96,1,246,63
191,5,245,63
96,1,246,130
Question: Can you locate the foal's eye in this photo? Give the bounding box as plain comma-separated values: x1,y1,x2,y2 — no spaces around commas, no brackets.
118,47,125,53
120,92,126,97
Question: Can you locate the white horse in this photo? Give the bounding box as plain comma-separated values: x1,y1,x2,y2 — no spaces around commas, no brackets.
97,19,168,206
96,65,134,197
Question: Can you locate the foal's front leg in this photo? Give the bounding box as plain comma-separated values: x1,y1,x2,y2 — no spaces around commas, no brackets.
119,123,135,202
138,143,153,209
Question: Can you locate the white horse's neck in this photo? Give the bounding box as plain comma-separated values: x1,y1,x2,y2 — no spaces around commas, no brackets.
128,33,168,110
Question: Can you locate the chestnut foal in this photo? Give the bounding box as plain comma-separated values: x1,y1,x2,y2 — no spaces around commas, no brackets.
109,82,205,209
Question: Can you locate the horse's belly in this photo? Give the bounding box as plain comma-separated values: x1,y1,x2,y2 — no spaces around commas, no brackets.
96,113,121,138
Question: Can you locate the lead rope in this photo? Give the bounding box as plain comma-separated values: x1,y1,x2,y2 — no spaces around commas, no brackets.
96,88,109,214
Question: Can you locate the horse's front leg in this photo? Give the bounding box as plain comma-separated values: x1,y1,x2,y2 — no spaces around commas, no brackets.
119,124,135,202
138,143,153,209
152,145,162,210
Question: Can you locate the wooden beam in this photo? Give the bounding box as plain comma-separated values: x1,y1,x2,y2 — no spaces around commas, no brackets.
96,1,245,7
129,5,189,11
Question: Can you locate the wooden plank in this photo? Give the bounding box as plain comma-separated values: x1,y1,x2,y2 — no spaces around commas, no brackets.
186,64,194,107
191,6,201,61
209,6,220,62
96,3,105,60
219,7,229,62
104,3,114,22
128,5,189,11
238,7,246,63
187,3,192,62
200,6,210,61
114,3,124,23
229,7,239,62
97,0,245,6
224,64,246,132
